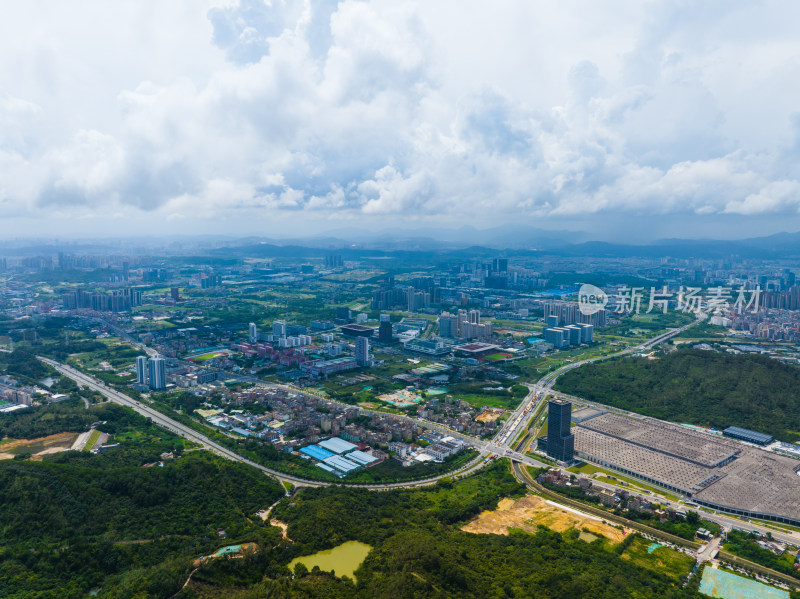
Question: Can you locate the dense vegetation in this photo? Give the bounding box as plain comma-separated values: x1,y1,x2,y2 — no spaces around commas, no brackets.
0,398,286,598
674,321,729,339
0,400,136,439
555,348,800,441
0,349,99,402
0,442,285,598
176,461,703,598
622,506,719,541
723,530,800,580
2,347,54,383
0,369,735,598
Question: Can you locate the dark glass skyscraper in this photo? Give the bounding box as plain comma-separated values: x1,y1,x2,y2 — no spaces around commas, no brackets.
547,399,574,462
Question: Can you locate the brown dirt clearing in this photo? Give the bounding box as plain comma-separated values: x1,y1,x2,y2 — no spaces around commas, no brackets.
461,495,628,544
0,432,80,460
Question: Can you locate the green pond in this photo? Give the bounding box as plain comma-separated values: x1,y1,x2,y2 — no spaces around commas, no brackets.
289,541,372,581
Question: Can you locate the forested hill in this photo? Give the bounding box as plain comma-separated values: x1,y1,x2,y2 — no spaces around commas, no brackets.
0,452,286,598
555,348,800,442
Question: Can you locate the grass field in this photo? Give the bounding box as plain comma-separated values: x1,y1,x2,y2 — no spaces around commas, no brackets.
188,351,227,362
484,353,512,361
567,462,606,475
83,429,102,452
620,536,695,580
453,393,522,410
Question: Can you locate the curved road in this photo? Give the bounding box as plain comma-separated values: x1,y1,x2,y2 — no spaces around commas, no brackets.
45,315,699,491
39,357,489,490
495,317,703,449
501,316,800,551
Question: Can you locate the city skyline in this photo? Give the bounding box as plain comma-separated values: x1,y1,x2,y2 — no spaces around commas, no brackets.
2,1,800,240
5,4,800,594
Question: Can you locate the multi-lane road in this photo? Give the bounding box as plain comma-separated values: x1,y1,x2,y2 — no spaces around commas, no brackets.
43,315,800,585
40,357,494,490
56,312,779,530
495,317,703,450
64,313,554,472
48,314,702,493
495,316,800,549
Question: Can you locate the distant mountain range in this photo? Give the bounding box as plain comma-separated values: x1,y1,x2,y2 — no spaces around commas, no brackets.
208,228,800,259
304,224,591,249
5,228,800,259
560,231,800,259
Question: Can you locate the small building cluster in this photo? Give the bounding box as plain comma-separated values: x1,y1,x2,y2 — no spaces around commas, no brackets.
298,436,384,477
187,384,467,468
0,374,34,409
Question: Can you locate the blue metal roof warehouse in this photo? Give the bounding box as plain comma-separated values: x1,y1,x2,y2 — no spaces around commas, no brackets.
300,445,336,460
722,426,774,446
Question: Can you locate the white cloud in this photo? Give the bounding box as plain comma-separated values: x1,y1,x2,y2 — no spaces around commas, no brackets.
725,180,800,215
1,0,800,237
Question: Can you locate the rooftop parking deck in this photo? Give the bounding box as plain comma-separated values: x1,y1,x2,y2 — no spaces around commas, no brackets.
573,411,800,526
579,413,740,468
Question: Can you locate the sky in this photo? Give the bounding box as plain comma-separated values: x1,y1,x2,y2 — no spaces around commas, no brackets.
2,0,800,242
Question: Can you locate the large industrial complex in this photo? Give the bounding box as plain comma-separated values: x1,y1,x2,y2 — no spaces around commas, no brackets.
570,411,800,527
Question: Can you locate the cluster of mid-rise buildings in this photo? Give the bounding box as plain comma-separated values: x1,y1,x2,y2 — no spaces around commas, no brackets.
437,309,494,340
62,287,144,312
542,317,594,349
0,374,34,408
370,275,442,311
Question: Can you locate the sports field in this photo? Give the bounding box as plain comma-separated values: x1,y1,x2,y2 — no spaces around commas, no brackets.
483,353,512,361
188,351,228,362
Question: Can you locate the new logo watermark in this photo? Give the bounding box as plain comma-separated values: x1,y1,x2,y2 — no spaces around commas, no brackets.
575,284,761,316
578,284,608,316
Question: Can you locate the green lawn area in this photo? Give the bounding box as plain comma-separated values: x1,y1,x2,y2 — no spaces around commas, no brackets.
598,312,695,340
454,393,521,410
567,461,605,475
189,351,226,361
65,339,146,372
484,353,512,361
368,359,425,378
620,536,695,579
83,428,102,451
503,342,628,382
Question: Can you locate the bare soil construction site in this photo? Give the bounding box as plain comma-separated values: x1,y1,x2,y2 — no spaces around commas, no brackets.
461,494,628,544
0,432,79,460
